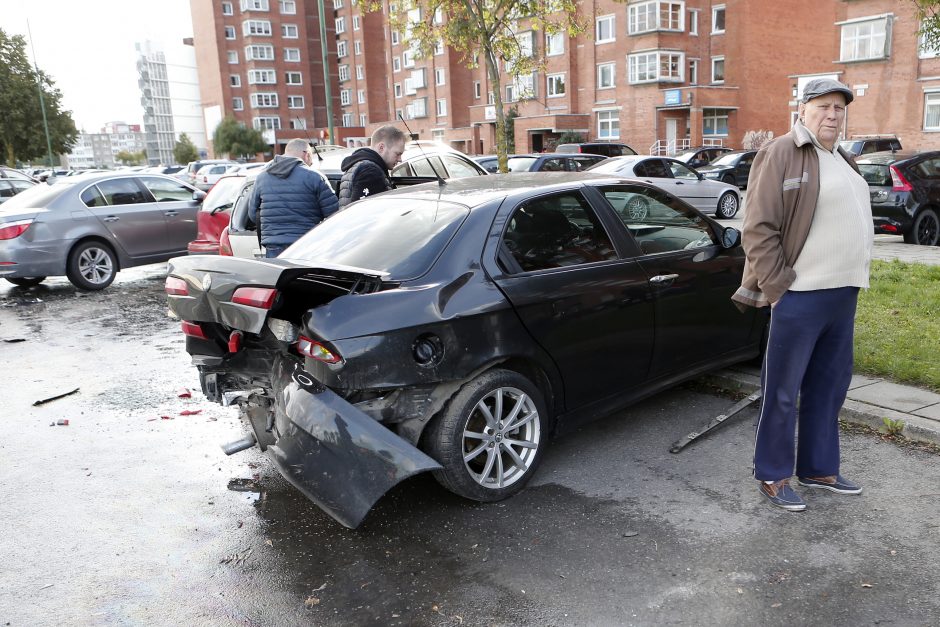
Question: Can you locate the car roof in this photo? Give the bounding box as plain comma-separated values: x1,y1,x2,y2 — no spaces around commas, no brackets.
855,151,931,165
311,141,473,173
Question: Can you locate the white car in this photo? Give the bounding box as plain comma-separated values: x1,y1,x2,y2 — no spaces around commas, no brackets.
586,155,741,219
194,163,240,191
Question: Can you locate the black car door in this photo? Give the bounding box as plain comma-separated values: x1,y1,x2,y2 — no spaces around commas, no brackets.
735,153,755,187
489,189,655,409
595,183,754,378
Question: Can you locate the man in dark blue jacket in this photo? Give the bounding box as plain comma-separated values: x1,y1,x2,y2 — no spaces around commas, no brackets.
337,126,406,209
248,138,338,258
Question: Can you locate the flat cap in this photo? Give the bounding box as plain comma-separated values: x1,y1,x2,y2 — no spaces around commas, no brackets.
801,78,854,104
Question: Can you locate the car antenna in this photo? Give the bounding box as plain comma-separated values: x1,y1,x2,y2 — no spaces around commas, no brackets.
307,137,324,163
397,113,445,187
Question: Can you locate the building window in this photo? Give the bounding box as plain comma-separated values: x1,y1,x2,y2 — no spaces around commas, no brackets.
434,7,443,24
436,98,447,116
244,44,275,60
434,39,445,55
394,82,402,98
243,20,272,36
712,5,725,34
353,15,360,30
840,17,889,62
284,47,300,61
279,0,296,14
253,116,280,130
342,113,353,127
505,84,516,103
288,95,304,108
335,17,346,34
473,81,481,99
392,56,401,71
281,24,298,38
232,97,244,110
356,64,364,79
391,30,400,45
410,68,426,88
689,59,698,85
333,0,343,8
703,108,729,136
285,71,302,84
354,40,361,55
227,50,239,64
337,41,348,58
597,110,620,139
596,15,615,44
291,118,307,129
547,73,566,97
250,92,279,108
597,62,615,89
689,9,698,35
402,49,415,67
711,55,724,83
410,97,427,118
925,92,940,130
359,113,367,126
224,26,236,40
230,74,241,87
628,51,684,83
340,89,351,105
247,69,277,84
435,68,445,85
241,0,270,11
222,2,234,16
338,64,349,81
488,91,495,104
546,31,564,56
357,89,365,104
628,1,684,34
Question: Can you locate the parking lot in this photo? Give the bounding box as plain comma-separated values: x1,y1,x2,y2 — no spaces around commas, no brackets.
2,267,939,626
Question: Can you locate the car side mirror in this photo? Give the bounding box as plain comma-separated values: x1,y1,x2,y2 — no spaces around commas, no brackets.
193,190,207,203
697,171,704,180
721,226,741,249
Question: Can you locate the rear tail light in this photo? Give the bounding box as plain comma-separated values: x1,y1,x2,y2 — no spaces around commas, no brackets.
0,220,34,240
296,335,342,363
165,276,189,295
881,224,899,233
219,227,233,256
228,330,243,353
890,165,913,192
232,286,278,309
181,321,208,339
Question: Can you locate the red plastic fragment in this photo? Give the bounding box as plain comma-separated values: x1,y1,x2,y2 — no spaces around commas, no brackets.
161,415,174,420
177,388,192,398
179,409,203,416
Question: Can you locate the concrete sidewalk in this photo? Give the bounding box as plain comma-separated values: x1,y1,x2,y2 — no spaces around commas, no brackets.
703,364,940,446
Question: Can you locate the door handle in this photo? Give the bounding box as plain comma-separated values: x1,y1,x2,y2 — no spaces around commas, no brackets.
649,273,679,286
164,210,179,217
675,181,685,185
103,216,119,222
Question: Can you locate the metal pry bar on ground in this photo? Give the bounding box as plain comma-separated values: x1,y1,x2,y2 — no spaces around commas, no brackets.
669,390,762,453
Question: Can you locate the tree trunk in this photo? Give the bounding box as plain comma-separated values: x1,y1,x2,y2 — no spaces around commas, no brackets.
484,48,509,173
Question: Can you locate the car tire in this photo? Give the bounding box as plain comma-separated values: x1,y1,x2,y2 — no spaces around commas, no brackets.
626,195,650,220
721,174,736,186
66,241,117,290
426,368,549,502
5,277,46,287
904,209,940,246
716,192,739,219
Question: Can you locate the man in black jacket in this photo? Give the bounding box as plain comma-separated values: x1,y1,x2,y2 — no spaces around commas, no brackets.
337,125,407,209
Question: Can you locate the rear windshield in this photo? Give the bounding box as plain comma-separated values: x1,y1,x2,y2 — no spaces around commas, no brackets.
507,157,538,172
857,164,891,186
710,153,742,166
0,180,73,211
201,176,245,212
282,197,470,280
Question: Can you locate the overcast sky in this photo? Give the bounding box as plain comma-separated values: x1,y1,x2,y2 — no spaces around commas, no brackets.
4,0,195,132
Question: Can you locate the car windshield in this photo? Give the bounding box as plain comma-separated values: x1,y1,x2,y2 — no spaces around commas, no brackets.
838,141,860,153
202,176,246,212
857,164,892,186
507,157,538,172
282,197,470,280
710,153,743,166
0,180,74,211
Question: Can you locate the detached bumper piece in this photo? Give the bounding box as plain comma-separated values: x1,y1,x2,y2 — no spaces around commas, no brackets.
267,355,442,528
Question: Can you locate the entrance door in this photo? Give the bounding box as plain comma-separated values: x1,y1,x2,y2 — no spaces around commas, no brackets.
666,119,678,154
532,133,543,152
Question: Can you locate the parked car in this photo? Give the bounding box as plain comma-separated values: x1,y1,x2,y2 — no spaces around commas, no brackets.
195,163,241,191
181,159,237,186
1,167,39,183
188,174,252,255
506,153,607,172
0,172,204,289
696,150,758,188
555,142,638,158
856,150,940,246
674,146,733,169
0,168,38,204
164,173,766,528
840,136,902,157
586,155,742,218
471,155,517,173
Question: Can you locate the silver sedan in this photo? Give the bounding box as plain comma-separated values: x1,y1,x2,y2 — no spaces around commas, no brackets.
0,172,203,290
586,155,741,219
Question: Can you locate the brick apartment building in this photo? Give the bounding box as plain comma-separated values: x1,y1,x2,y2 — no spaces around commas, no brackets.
191,0,938,156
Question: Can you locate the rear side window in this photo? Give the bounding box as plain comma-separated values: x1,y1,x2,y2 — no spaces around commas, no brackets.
139,176,193,202
80,185,108,207
95,178,148,205
599,185,714,255
443,155,484,178
858,164,891,186
501,191,617,273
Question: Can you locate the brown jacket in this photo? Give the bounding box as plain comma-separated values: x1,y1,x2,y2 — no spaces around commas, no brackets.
731,121,861,310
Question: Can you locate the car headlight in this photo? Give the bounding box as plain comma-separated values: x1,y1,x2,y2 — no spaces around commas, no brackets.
703,172,720,179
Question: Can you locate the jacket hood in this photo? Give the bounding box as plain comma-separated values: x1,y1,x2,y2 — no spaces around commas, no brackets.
341,148,388,172
266,154,304,179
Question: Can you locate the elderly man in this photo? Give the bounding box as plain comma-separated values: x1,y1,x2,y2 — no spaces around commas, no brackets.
337,125,407,209
248,138,338,258
733,78,873,511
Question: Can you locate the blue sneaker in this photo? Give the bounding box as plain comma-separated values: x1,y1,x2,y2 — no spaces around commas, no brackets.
759,479,806,511
797,475,862,495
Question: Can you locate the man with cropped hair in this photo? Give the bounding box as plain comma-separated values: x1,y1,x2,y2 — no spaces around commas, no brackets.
337,125,407,209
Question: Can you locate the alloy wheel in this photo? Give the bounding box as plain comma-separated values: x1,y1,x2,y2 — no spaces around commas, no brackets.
78,246,115,285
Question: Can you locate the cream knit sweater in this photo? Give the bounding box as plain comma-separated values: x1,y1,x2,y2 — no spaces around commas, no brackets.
789,136,873,291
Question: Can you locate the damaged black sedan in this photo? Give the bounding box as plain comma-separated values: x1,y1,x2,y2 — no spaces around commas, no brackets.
165,173,767,528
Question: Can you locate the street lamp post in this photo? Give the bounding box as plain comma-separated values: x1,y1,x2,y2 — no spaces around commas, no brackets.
27,20,55,168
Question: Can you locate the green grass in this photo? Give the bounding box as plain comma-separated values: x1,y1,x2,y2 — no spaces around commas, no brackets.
855,260,940,392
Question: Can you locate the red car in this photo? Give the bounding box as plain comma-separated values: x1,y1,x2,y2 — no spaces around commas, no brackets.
187,174,249,255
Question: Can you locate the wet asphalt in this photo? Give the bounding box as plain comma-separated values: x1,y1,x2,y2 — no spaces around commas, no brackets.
1,266,938,627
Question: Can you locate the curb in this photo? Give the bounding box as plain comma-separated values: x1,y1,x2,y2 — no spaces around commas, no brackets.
700,369,940,448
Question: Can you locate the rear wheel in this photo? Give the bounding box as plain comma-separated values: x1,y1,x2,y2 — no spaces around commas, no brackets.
904,209,939,246
5,277,46,287
426,368,549,502
66,241,117,290
716,192,739,219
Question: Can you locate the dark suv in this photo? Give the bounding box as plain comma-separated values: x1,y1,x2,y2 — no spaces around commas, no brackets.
840,136,902,157
556,142,638,158
856,151,940,246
